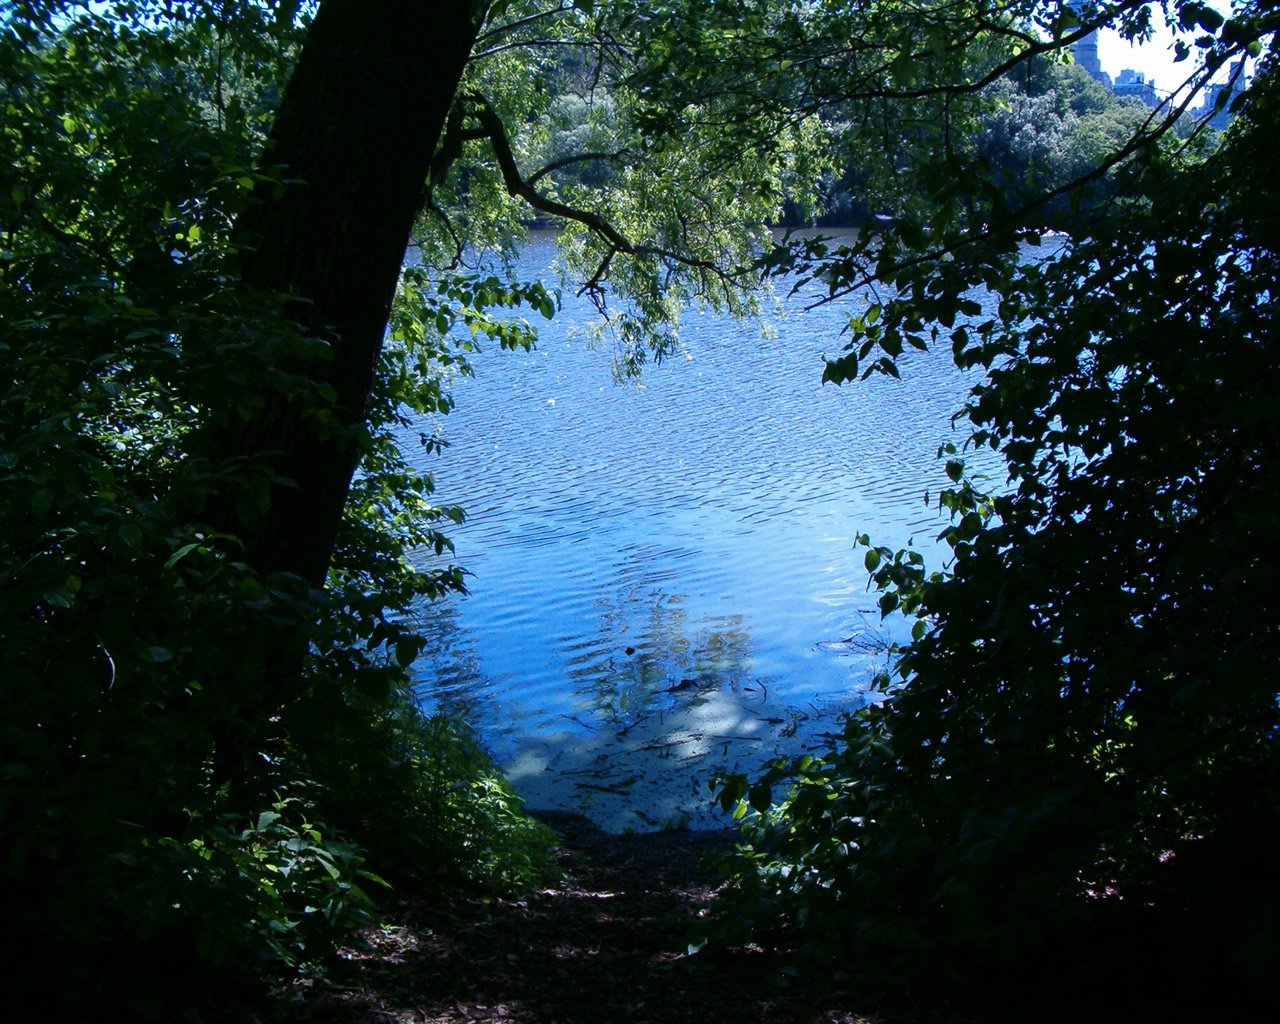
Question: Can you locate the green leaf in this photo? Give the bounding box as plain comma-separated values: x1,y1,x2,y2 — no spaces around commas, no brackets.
395,637,420,668
42,576,80,608
822,352,859,385
889,53,915,88
164,542,203,569
1196,8,1224,32
117,520,142,550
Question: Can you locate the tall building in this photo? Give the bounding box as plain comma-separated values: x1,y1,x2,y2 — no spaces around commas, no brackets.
1113,68,1158,107
1069,1,1112,88
1064,3,1247,124
1200,59,1249,130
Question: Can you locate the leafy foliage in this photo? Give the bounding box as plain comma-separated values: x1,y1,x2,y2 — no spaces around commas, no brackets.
8,0,1277,1016
414,714,561,892
6,0,830,1012
975,61,1157,222
0,5,559,1014
1,6,309,992
716,8,1280,1006
420,0,830,374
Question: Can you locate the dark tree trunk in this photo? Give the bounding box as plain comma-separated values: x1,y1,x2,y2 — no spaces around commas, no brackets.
226,0,480,587
201,0,480,798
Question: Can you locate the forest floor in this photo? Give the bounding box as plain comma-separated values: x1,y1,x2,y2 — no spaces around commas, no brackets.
298,811,916,1024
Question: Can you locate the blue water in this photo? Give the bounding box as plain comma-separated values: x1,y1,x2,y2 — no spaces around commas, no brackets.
407,232,997,758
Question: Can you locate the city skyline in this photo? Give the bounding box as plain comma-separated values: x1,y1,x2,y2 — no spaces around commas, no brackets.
1094,4,1237,101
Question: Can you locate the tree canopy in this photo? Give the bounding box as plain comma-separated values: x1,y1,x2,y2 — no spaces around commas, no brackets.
709,0,1280,1011
0,0,825,1011
3,0,1278,1016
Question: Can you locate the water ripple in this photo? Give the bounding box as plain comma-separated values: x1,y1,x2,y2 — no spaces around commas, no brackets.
409,232,996,758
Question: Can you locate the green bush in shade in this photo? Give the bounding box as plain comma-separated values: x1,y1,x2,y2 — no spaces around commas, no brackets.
715,35,1280,1010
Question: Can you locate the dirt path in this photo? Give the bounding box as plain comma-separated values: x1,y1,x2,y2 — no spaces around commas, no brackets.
301,812,887,1024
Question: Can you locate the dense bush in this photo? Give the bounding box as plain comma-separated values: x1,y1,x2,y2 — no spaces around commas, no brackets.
0,7,556,1015
717,39,1280,1008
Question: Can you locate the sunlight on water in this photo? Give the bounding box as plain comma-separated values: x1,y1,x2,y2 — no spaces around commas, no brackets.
405,231,1004,827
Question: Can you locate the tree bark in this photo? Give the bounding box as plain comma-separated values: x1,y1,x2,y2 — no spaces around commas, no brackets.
226,0,480,587
201,1,480,800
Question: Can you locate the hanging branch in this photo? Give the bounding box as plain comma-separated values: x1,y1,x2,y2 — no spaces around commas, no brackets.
527,149,630,186
465,93,750,306
468,93,637,253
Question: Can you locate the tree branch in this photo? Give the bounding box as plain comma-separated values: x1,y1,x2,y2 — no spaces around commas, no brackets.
474,36,609,60
466,93,754,309
804,56,1216,311
420,197,465,270
527,149,631,186
475,2,575,47
468,93,636,252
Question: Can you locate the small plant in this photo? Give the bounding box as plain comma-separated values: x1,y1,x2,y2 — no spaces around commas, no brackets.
162,792,384,977
415,714,560,893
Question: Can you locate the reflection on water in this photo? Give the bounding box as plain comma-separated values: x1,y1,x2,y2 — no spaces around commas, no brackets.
407,231,997,766
563,585,756,730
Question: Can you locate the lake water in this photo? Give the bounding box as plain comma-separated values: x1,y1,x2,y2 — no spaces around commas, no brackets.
407,231,998,828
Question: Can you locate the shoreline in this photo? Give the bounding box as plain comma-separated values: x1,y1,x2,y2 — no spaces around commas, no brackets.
504,685,861,832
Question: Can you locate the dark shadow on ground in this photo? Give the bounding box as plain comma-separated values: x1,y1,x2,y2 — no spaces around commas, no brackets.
298,812,885,1024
